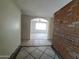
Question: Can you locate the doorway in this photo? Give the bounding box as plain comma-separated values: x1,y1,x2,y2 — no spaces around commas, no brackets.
30,18,48,40
21,17,52,46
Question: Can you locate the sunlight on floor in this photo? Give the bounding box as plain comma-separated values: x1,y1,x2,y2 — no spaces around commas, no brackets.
30,33,48,40
21,39,52,46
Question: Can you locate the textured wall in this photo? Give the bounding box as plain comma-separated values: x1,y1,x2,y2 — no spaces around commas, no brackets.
53,0,79,59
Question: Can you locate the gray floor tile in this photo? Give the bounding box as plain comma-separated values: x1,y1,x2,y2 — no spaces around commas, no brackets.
44,48,55,57
40,53,53,59
54,55,59,59
24,55,34,59
23,47,36,53
31,49,43,59
16,46,60,59
16,48,29,59
37,47,47,52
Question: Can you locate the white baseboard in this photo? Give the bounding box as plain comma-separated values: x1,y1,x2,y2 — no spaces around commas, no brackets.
0,55,10,59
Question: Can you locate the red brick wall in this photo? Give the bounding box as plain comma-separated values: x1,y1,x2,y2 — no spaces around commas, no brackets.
53,0,79,59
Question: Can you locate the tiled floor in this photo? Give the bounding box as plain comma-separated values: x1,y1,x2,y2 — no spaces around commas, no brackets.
21,39,52,46
21,33,52,46
30,33,48,40
16,46,59,59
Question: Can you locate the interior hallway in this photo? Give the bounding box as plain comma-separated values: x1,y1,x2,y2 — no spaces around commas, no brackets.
0,0,74,59
21,17,52,46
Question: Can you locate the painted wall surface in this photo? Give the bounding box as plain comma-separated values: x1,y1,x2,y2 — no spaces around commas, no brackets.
48,17,54,41
21,15,54,40
0,0,21,59
21,15,31,40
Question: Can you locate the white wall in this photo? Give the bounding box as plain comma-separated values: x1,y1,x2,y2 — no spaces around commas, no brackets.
21,15,31,40
0,0,21,59
21,15,54,40
48,17,54,40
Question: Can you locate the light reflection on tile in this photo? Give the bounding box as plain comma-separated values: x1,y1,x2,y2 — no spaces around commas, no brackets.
21,39,52,46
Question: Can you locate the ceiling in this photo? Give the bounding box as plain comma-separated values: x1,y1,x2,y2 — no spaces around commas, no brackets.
14,0,72,17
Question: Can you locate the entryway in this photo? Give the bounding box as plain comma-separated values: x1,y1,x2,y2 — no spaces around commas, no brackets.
21,18,52,46
30,18,48,40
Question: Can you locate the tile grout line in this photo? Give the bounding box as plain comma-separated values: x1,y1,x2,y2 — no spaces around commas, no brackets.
22,48,33,59
42,48,56,58
38,47,56,59
16,46,60,59
16,48,29,59
39,47,48,59
23,47,38,59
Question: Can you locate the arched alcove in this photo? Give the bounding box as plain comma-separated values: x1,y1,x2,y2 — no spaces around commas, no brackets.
30,18,49,40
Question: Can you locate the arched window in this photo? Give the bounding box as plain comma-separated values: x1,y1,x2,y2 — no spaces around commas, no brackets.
31,18,48,22
31,18,48,30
